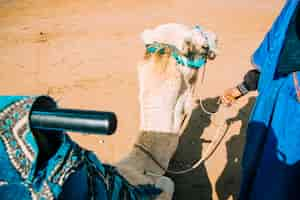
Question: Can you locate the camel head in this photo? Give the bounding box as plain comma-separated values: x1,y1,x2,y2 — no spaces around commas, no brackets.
141,23,218,66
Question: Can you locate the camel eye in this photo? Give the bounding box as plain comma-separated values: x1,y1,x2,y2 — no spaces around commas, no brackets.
202,44,209,50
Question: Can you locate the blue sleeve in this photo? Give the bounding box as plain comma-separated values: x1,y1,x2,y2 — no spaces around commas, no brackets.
251,31,271,71
251,0,296,72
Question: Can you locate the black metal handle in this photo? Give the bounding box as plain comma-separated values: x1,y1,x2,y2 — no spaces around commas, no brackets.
30,109,117,135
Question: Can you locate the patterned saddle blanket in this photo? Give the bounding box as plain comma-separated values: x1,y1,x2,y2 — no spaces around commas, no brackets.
0,96,160,200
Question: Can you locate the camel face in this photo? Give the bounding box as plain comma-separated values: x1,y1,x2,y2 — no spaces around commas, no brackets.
182,26,218,61
139,23,218,89
140,23,217,78
141,23,218,62
139,23,218,133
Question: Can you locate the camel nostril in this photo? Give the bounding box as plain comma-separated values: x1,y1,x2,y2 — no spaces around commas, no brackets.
208,51,216,60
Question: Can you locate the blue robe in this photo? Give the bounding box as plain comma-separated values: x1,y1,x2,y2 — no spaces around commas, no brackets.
240,1,300,199
0,96,160,200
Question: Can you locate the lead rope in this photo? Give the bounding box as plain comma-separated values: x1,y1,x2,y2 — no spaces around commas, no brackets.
166,65,232,175
145,65,234,176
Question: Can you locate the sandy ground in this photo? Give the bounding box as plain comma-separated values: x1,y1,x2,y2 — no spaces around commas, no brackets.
0,0,285,199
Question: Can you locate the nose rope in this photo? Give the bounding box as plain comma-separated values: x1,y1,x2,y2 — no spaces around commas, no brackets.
165,66,231,175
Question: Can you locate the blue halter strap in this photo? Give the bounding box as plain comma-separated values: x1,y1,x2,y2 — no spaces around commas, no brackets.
146,42,207,69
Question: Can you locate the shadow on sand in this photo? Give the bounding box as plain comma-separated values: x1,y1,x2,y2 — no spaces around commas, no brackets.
215,97,256,200
167,96,256,200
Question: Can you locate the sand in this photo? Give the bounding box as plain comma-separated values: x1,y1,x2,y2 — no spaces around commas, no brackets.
0,0,285,199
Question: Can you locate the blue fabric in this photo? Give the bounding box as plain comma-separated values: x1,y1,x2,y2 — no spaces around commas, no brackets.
59,165,89,200
252,1,299,92
0,183,32,200
277,3,300,75
0,96,90,199
0,96,26,110
240,1,300,199
0,96,160,200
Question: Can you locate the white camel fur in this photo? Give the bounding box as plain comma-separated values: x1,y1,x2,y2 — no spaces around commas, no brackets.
116,23,218,200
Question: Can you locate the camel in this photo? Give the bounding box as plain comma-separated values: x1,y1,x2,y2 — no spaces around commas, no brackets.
116,23,218,199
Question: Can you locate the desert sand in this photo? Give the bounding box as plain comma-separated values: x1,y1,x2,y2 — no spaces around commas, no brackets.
0,0,285,199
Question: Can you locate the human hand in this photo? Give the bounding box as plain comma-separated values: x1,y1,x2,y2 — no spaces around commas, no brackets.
220,87,242,106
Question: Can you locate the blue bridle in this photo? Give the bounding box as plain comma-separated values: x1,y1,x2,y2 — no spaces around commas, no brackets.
146,42,207,69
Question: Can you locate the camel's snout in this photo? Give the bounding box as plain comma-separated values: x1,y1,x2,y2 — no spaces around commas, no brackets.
208,50,217,60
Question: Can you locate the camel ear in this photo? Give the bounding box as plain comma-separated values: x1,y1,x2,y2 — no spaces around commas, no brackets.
141,29,155,45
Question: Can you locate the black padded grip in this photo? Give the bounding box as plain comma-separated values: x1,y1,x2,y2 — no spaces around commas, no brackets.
30,109,117,135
